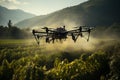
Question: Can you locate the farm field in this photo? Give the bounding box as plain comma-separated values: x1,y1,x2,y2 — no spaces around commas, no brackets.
0,39,120,80
0,0,120,80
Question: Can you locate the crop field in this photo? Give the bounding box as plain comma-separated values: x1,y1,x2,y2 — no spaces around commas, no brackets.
0,39,120,80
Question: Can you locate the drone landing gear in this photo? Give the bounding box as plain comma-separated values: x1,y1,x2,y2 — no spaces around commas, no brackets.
87,32,90,42
71,33,83,42
36,35,40,45
33,35,40,45
45,37,55,43
71,33,76,42
46,37,50,43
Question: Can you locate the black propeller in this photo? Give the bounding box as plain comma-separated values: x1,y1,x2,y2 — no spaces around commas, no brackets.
41,27,49,33
74,26,83,33
41,27,48,29
41,27,54,33
42,27,54,29
74,26,87,28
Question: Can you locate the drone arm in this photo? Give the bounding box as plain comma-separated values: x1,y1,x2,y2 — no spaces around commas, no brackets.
67,29,78,33
87,29,91,41
75,34,80,41
87,32,90,42
32,30,38,44
32,30,48,45
34,32,47,34
33,33,40,45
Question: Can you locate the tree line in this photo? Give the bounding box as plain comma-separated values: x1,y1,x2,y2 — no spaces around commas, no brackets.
0,20,30,39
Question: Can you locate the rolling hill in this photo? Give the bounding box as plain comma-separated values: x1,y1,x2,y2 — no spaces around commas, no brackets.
16,0,120,29
0,6,36,26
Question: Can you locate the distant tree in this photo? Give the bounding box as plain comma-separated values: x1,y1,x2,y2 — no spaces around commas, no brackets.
8,20,12,28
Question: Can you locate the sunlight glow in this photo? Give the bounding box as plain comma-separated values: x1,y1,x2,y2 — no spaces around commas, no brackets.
0,0,88,15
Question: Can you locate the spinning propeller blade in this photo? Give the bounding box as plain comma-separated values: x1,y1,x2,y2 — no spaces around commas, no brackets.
41,27,48,29
41,27,49,33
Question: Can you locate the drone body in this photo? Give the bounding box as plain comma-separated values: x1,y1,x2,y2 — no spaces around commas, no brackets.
32,26,94,45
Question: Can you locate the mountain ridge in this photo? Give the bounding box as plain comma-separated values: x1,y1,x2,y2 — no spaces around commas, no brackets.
16,0,120,28
0,5,36,26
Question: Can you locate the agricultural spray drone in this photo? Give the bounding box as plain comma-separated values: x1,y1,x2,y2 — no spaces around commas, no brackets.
32,26,94,45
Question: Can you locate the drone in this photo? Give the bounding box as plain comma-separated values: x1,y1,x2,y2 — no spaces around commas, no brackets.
32,26,94,45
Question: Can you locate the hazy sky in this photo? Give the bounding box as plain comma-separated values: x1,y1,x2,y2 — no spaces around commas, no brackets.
0,0,88,15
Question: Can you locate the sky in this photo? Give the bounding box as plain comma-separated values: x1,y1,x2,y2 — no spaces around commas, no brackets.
0,0,88,15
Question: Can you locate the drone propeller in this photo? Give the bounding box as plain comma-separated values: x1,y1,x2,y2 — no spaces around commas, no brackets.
41,27,54,33
41,27,49,33
74,26,79,28
74,26,90,31
73,26,83,33
74,26,87,28
81,26,94,29
41,27,47,29
42,27,54,29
